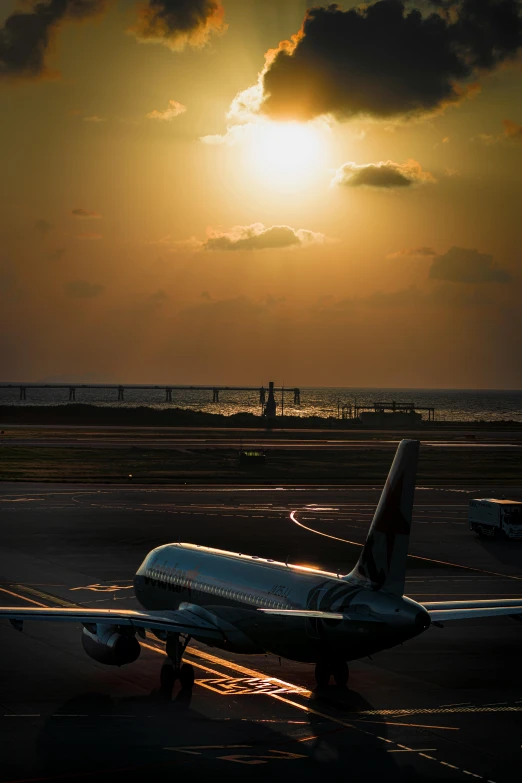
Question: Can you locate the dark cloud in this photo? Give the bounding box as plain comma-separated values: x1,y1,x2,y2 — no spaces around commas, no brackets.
130,0,226,51
66,280,104,298
71,208,102,218
34,219,52,236
255,0,522,121
503,119,522,140
429,246,510,283
0,0,109,81
332,160,434,188
201,223,327,252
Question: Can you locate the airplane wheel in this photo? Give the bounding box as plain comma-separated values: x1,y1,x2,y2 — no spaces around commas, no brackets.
160,663,178,693
315,661,331,687
333,660,349,687
179,663,195,690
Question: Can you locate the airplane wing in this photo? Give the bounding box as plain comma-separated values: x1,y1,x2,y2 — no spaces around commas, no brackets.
423,599,522,623
0,606,225,641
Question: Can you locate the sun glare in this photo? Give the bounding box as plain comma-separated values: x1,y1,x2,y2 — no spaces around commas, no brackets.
246,121,325,189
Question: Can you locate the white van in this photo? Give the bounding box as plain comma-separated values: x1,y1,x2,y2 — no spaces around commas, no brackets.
469,499,522,539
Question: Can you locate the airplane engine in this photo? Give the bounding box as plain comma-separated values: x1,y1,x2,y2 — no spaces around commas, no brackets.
81,625,141,666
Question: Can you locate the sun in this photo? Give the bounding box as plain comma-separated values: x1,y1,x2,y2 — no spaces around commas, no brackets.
245,121,325,189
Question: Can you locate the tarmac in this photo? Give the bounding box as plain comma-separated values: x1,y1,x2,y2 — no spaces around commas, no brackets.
1,481,522,782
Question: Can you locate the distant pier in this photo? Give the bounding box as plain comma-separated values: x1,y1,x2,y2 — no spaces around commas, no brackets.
1,382,302,412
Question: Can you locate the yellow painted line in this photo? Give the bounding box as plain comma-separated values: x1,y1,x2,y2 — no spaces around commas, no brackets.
14,585,78,608
168,745,251,750
362,706,522,715
185,646,311,695
0,587,47,607
290,511,522,581
351,718,459,731
141,642,306,696
0,583,496,782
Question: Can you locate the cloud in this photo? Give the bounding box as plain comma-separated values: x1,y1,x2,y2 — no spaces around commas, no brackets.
66,280,104,298
200,124,247,145
34,219,52,237
0,0,109,82
232,0,522,123
76,232,102,240
387,246,438,259
146,99,187,120
71,208,102,218
332,160,435,188
130,0,226,51
503,119,522,140
337,283,495,310
429,246,510,283
83,115,106,122
199,223,328,252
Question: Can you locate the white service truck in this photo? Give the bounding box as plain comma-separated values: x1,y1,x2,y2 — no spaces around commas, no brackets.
469,499,522,539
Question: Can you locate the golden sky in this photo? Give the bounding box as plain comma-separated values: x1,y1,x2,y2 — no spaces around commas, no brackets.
1,0,521,387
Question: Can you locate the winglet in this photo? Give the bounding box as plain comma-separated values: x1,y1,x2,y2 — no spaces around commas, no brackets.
344,439,419,596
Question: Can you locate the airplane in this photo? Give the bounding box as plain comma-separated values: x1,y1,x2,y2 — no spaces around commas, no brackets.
2,439,522,691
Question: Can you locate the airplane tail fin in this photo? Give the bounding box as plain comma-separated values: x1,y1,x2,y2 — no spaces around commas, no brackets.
345,439,419,596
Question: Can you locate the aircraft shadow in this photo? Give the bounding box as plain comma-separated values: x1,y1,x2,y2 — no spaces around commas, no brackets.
1,682,436,783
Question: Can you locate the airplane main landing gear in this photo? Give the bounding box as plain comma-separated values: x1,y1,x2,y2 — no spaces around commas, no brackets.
314,658,349,687
160,634,194,696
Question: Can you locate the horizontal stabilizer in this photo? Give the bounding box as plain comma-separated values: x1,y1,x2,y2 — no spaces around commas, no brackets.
258,609,345,619
429,605,522,622
424,598,522,611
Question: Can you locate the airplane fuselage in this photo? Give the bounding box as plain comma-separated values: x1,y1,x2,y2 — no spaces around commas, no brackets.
134,543,430,663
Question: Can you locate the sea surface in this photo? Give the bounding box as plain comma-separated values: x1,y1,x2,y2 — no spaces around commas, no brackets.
0,385,521,423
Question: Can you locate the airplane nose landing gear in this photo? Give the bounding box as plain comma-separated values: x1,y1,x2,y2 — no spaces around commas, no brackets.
315,658,349,687
160,634,194,697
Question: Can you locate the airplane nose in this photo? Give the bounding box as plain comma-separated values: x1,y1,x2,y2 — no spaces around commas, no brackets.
415,609,431,632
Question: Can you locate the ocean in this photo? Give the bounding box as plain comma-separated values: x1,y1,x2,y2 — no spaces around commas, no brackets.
0,385,521,423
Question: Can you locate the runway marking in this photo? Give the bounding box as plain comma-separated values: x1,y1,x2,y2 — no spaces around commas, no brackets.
193,676,308,696
15,585,78,607
70,584,133,593
349,718,459,730
269,694,493,782
145,640,489,778
0,583,503,782
388,748,436,753
290,511,522,581
440,701,471,707
4,714,41,717
0,586,47,607
166,745,308,765
168,745,251,751
362,706,522,715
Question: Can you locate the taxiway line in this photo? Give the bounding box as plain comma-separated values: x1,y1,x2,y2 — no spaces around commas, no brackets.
290,511,522,581
0,581,502,782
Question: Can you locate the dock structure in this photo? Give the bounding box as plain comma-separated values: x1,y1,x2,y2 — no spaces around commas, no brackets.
354,401,436,424
0,382,302,411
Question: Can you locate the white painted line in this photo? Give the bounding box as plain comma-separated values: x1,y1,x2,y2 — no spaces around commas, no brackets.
4,714,41,717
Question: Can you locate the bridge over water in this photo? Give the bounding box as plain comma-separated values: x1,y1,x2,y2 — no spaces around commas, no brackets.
0,382,301,408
